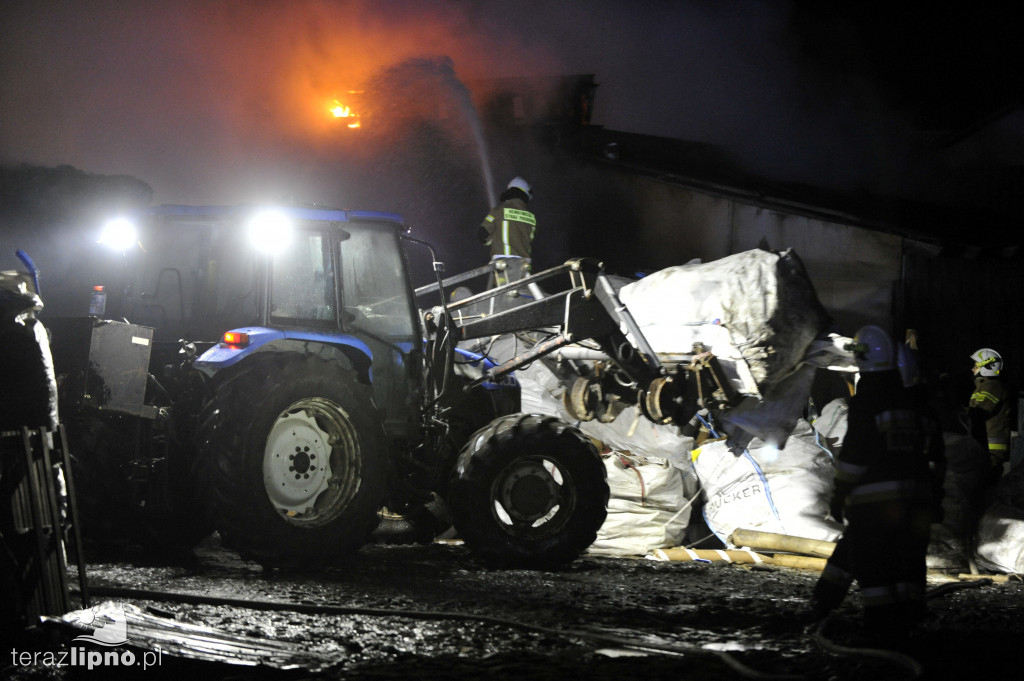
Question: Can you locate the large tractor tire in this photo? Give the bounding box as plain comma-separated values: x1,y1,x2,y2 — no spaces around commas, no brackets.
198,354,387,567
448,413,609,569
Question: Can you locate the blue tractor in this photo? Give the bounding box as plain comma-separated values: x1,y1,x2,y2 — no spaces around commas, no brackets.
50,204,625,569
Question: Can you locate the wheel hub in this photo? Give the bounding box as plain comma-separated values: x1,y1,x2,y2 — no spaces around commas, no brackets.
496,459,563,525
263,408,334,517
291,449,312,474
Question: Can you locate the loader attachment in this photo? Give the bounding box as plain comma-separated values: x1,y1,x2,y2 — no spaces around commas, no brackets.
416,258,716,428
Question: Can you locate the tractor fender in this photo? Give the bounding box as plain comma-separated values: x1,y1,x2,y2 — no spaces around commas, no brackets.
195,328,373,386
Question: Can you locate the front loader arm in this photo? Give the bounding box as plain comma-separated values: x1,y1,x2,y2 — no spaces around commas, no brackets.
456,288,615,342
418,256,737,430
424,259,664,391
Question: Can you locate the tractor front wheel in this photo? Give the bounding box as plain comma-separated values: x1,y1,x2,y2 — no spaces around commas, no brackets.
448,413,608,569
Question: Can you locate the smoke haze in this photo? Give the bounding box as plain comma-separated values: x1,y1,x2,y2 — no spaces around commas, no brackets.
2,0,920,207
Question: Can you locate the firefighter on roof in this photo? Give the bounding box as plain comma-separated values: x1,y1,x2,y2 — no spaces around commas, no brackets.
479,177,535,286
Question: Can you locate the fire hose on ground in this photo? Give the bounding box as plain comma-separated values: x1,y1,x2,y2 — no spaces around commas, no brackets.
71,583,803,681
55,528,1016,680
650,528,1017,680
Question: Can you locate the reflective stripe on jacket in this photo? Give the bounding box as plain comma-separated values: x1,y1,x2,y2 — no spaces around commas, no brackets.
481,197,535,258
969,375,1010,459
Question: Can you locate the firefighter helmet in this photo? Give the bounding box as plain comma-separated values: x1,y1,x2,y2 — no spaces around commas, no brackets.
847,325,896,373
970,348,1002,377
507,176,532,201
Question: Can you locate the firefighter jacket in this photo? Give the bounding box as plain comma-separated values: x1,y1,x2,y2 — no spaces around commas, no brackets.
968,375,1011,465
479,195,535,260
815,369,935,639
832,370,934,512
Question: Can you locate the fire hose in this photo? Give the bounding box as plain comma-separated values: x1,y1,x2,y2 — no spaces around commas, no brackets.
654,528,1011,680
811,581,994,681
73,584,803,681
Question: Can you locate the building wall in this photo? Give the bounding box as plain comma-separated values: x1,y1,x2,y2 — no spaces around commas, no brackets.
901,248,1024,409
574,168,903,337
539,154,1021,412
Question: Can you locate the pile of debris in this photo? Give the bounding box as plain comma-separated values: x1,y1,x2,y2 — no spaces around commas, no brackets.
479,249,1022,575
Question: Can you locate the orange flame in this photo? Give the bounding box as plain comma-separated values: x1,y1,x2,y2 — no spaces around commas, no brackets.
330,98,361,128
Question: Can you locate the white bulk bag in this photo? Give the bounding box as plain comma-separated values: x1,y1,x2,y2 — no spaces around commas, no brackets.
975,506,1024,574
975,466,1024,573
617,248,834,451
617,248,828,398
693,418,842,544
589,452,693,556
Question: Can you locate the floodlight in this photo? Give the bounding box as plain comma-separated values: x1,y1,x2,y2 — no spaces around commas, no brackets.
98,217,137,252
247,210,293,253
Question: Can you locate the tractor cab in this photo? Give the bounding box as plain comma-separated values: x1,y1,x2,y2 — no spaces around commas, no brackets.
156,205,427,442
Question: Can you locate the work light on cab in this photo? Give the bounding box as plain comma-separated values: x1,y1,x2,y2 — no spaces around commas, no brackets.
221,331,250,348
247,210,293,254
98,217,138,252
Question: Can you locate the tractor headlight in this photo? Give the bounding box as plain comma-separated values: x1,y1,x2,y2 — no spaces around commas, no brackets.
98,217,138,252
247,210,293,254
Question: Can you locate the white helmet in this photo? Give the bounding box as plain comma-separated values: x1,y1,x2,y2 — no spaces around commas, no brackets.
847,325,896,373
971,348,1002,377
897,343,920,387
507,176,532,200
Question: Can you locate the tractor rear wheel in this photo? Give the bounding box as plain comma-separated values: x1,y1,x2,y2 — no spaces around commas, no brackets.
198,354,386,567
448,413,608,569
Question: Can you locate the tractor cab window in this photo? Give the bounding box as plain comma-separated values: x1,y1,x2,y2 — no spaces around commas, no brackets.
269,230,335,326
127,216,260,342
339,222,416,341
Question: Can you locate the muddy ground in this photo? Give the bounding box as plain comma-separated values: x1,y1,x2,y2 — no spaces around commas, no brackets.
3,533,1022,681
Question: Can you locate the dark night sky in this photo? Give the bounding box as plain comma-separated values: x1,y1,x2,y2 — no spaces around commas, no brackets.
1,1,1021,211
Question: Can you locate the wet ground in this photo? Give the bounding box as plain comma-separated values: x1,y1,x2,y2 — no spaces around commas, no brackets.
4,534,1023,681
